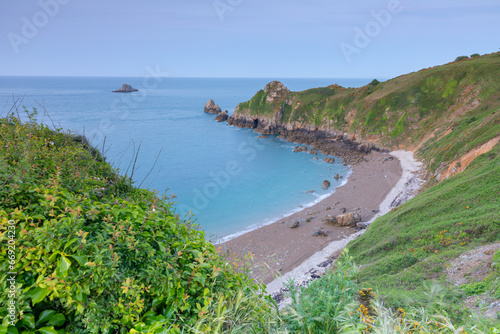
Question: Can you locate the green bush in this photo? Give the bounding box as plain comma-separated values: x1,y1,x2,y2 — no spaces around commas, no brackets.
283,249,359,333
0,115,270,333
455,55,470,61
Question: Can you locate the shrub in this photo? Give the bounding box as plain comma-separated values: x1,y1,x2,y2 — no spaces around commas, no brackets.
283,249,359,333
455,55,470,61
0,115,270,333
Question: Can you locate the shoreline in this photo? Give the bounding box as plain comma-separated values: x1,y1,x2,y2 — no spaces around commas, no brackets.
221,150,406,284
216,171,352,244
265,150,423,299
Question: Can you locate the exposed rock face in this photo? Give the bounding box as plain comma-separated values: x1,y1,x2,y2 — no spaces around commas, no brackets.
264,81,291,104
322,180,331,190
215,111,229,122
227,81,384,165
204,99,222,114
113,84,138,93
336,212,361,227
323,157,335,164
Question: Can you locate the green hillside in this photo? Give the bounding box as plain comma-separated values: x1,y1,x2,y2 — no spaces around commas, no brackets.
1,53,499,333
232,52,500,181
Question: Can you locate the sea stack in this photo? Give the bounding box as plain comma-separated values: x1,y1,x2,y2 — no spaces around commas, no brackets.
204,99,222,114
215,111,229,122
112,84,139,93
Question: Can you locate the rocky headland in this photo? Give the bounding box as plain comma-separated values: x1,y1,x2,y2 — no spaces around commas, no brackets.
227,81,383,165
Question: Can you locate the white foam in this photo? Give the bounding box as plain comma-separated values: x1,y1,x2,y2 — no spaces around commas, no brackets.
216,170,352,244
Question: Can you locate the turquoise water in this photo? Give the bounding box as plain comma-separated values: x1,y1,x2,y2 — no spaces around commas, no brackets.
0,77,369,239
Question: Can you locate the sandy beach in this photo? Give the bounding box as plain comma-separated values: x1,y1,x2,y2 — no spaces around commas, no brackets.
221,150,410,285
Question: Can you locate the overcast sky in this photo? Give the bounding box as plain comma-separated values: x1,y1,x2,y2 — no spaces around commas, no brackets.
1,0,499,78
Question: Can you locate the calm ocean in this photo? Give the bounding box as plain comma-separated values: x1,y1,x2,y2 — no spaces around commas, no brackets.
0,77,369,240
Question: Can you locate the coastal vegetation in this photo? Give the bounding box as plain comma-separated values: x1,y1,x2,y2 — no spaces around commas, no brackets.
1,52,500,333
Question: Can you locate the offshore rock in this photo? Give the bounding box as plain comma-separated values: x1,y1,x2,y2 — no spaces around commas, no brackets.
322,180,331,190
215,111,229,122
204,99,222,114
112,84,138,93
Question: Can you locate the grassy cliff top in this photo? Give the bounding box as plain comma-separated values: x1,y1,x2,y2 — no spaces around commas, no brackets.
234,52,500,181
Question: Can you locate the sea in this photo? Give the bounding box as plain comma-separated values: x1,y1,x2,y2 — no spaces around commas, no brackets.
0,77,370,240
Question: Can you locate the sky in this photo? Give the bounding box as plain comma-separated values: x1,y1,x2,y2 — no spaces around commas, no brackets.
0,0,499,78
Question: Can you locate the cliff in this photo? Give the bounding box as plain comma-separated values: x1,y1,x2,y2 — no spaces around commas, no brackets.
228,52,500,183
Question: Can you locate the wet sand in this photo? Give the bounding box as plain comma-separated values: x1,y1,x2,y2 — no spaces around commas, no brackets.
220,150,403,284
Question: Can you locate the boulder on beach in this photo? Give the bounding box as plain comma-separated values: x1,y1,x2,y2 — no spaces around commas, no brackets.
323,157,335,164
112,84,138,93
215,111,229,122
312,230,327,237
336,212,361,227
322,180,331,190
290,221,300,229
204,99,222,114
323,215,338,225
356,222,368,229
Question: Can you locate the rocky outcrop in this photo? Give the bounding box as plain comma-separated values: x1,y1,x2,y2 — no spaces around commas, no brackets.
336,212,361,227
308,149,318,155
293,146,307,153
323,157,335,164
227,81,383,165
215,111,229,122
322,180,331,190
113,84,138,93
204,100,222,114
